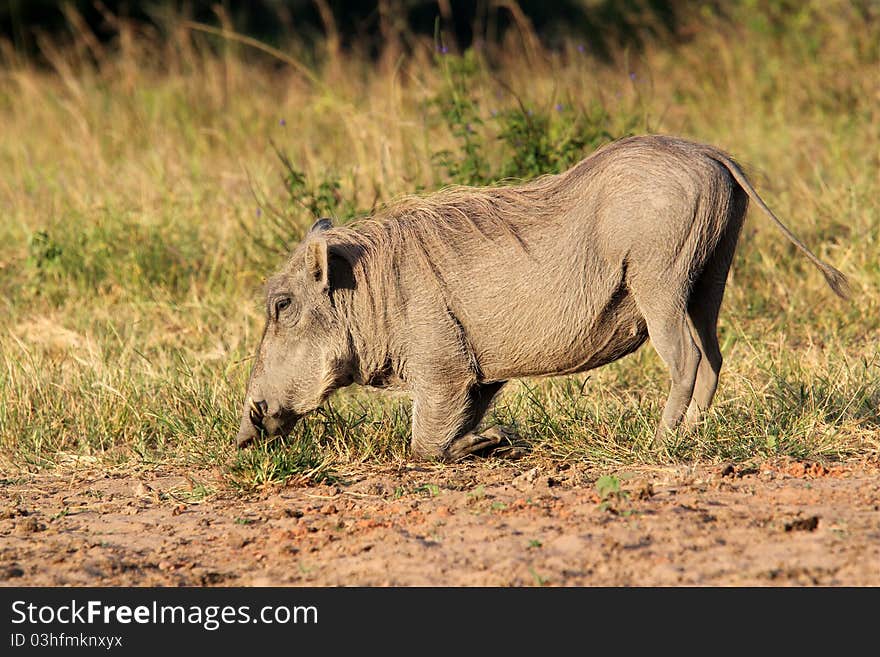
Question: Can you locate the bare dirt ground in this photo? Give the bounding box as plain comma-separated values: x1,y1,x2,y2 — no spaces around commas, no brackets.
2,458,879,586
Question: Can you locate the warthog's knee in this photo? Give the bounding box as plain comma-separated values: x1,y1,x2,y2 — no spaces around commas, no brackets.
410,437,448,462
436,427,526,462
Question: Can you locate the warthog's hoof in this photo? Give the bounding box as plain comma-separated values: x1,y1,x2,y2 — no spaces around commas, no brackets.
650,426,669,448
444,426,528,462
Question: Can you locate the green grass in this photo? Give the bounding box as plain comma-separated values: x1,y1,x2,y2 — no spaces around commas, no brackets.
1,1,878,490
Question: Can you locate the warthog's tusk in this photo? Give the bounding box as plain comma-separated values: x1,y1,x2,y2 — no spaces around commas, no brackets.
249,399,261,416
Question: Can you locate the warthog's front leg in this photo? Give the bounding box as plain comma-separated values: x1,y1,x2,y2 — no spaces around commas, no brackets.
442,425,524,462
410,381,519,462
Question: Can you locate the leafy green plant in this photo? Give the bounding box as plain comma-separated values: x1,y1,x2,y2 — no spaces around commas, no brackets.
251,143,370,260
495,101,629,180
428,50,636,185
276,144,362,223
429,49,491,185
419,483,441,497
26,230,63,271
467,484,486,500
528,566,549,586
596,474,630,512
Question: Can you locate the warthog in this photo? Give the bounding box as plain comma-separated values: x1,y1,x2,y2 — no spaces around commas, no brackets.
235,135,848,461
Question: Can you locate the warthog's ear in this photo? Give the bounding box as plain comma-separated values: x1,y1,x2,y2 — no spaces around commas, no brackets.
306,238,329,291
309,218,333,234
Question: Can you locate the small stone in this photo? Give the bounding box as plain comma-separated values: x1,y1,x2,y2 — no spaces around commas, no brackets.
518,467,539,484
0,565,24,579
15,517,45,535
133,481,153,497
635,481,655,500
784,516,819,532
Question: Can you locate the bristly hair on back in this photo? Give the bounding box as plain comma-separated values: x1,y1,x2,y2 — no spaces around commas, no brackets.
326,169,585,265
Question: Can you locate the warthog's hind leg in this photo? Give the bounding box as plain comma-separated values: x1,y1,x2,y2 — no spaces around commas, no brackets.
634,297,702,443
684,210,743,428
684,281,725,428
411,381,521,462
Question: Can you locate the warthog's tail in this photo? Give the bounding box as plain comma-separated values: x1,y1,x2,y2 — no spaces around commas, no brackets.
707,150,850,300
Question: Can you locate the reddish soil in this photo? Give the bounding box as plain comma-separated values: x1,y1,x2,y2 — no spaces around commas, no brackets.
2,458,879,586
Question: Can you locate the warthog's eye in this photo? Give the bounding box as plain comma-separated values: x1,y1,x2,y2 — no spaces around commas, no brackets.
274,297,292,319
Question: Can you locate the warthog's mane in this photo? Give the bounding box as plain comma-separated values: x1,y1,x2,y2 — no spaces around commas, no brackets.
326,167,584,277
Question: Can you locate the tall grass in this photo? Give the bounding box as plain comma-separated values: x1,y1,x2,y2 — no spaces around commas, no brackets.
0,1,877,487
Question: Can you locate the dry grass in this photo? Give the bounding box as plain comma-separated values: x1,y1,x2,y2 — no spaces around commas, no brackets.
0,1,878,487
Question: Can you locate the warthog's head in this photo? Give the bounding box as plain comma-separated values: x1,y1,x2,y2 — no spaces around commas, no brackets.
236,219,355,447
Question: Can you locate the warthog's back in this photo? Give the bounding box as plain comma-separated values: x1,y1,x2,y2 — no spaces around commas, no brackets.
392,136,743,381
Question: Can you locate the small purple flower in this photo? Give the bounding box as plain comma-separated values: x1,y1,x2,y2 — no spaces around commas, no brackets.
629,72,636,81
279,118,286,126
527,109,533,116
438,45,449,54
577,44,585,53
555,103,564,112
256,207,262,218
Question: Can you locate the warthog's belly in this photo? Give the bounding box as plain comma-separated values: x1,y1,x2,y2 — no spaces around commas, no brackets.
545,286,648,377
573,292,649,374
476,282,649,380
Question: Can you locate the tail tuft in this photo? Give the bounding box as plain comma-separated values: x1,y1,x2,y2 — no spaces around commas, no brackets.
821,264,851,300
707,148,851,303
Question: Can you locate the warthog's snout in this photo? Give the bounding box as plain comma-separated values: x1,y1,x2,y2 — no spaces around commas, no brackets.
235,399,300,448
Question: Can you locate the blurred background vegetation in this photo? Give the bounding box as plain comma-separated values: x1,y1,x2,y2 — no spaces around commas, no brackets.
1,0,709,57
8,1,875,64
0,1,877,484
